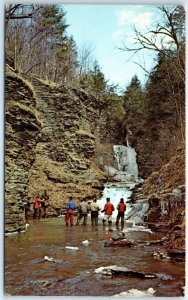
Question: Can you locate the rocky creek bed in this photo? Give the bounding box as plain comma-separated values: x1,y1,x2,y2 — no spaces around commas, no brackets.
5,218,185,296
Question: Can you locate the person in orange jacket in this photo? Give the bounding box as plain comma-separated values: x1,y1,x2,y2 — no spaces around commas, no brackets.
102,197,114,226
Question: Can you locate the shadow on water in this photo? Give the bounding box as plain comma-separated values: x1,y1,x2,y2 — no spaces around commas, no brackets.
5,218,185,296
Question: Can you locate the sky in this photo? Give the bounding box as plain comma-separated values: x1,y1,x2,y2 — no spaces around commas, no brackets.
62,4,162,90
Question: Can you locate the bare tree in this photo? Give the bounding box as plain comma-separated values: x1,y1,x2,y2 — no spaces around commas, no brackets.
5,4,79,84
119,5,185,142
77,42,95,77
119,5,185,81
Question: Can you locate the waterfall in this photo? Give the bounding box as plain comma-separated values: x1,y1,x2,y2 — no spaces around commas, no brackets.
126,137,129,147
126,146,139,178
125,200,149,225
99,145,147,225
113,145,127,171
97,184,148,225
97,184,132,220
112,145,139,182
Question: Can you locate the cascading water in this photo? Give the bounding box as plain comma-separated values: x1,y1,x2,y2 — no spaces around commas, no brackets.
97,184,132,220
125,200,149,225
99,144,148,225
113,145,139,181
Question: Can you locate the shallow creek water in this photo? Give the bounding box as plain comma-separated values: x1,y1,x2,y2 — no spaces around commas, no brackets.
5,218,185,296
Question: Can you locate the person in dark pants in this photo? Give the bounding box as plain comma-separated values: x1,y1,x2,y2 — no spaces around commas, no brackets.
90,198,100,226
40,194,49,218
115,198,126,228
76,199,90,226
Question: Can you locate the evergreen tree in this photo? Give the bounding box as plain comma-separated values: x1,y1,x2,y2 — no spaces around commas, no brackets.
123,75,146,120
90,60,106,97
145,53,185,141
116,74,147,145
80,60,107,97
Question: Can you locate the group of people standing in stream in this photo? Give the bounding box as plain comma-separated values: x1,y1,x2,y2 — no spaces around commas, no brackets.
32,192,127,227
65,196,127,228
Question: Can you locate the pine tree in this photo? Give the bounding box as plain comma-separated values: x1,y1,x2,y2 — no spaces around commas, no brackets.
123,75,145,116
90,60,106,97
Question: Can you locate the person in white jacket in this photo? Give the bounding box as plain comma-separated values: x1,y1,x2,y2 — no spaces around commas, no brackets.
90,198,100,226
76,199,90,226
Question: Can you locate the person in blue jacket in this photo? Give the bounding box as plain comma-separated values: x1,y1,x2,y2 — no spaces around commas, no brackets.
65,196,77,226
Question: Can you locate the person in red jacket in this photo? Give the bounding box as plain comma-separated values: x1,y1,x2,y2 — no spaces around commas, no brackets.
33,196,41,219
115,198,126,228
102,197,114,227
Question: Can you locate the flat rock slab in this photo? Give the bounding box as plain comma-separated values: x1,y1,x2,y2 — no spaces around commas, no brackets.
104,239,134,247
95,266,156,279
95,266,171,281
105,236,168,247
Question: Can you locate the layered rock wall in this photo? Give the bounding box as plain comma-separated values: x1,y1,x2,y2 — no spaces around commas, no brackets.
5,69,41,232
132,146,185,251
5,70,108,230
27,78,106,212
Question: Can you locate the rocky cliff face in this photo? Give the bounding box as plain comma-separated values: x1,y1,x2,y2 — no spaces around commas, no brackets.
5,70,108,230
27,77,106,214
132,146,185,256
5,68,41,232
92,103,128,174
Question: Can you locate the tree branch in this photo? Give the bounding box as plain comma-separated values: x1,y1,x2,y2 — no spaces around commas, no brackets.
6,13,33,19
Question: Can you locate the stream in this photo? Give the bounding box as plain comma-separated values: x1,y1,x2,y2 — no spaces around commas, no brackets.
5,216,185,296
4,139,185,298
